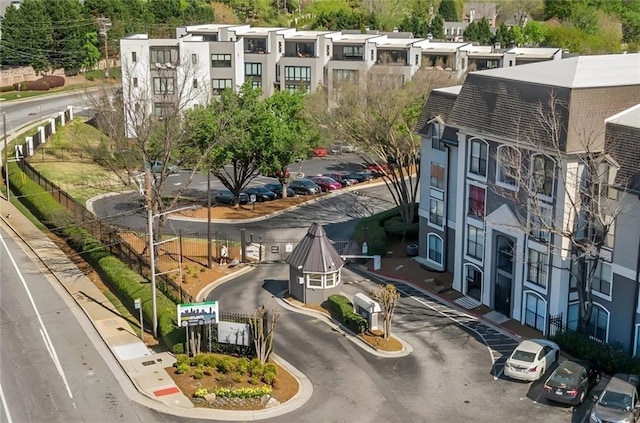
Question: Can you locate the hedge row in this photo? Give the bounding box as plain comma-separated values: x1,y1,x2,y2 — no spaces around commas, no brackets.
12,75,65,92
7,162,181,349
328,295,367,334
354,207,402,256
551,331,640,376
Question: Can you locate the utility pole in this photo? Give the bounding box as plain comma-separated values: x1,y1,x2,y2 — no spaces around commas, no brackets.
3,112,8,202
97,17,112,78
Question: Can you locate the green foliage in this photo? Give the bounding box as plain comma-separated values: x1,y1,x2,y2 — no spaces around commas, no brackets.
463,17,493,45
354,207,405,256
551,331,640,376
212,386,272,399
1,0,52,73
0,85,14,92
192,354,208,367
248,358,264,377
194,388,209,398
383,215,419,238
236,357,250,375
192,367,205,379
311,9,380,31
216,356,236,374
262,362,278,385
327,295,368,334
438,0,459,21
175,354,189,367
176,363,190,374
204,354,220,368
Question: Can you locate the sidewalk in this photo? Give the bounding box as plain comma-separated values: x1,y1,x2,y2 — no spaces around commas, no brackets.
0,197,312,421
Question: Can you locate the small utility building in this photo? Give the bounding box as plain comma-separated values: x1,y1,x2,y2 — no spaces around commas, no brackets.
286,223,345,304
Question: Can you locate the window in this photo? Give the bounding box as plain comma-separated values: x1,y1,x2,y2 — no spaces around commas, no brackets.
245,63,262,76
326,45,330,57
524,292,546,332
250,80,262,88
593,262,612,297
285,66,311,81
332,69,358,86
466,225,483,260
605,217,615,248
132,52,137,62
415,54,419,65
151,49,172,64
211,53,231,68
307,273,322,288
153,77,174,94
532,155,555,197
497,145,519,187
191,53,197,64
285,84,310,94
192,79,198,89
153,103,167,118
343,46,363,58
427,234,443,266
432,124,446,151
370,50,374,61
468,185,485,218
325,271,340,288
212,79,232,95
430,198,444,227
133,77,138,88
527,248,548,288
278,41,282,53
529,205,552,243
598,163,619,201
469,139,488,177
430,163,445,189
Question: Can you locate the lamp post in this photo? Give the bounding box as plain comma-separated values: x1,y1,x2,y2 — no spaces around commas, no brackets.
148,204,195,338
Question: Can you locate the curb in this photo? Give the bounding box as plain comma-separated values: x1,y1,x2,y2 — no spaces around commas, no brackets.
277,290,413,359
195,265,255,301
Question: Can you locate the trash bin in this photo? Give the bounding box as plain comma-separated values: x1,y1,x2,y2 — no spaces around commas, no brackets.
406,244,418,257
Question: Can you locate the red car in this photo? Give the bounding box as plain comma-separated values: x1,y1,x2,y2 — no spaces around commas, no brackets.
313,148,328,157
365,162,390,176
311,176,342,192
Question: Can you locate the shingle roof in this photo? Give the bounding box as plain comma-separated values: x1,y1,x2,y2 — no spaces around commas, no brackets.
415,86,462,135
605,104,640,192
285,224,345,273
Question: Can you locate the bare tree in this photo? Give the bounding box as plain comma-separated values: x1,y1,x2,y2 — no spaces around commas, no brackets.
495,93,625,336
370,283,400,340
307,67,461,225
86,54,217,231
249,305,280,364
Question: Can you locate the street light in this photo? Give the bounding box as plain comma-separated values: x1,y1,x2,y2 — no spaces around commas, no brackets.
148,204,194,338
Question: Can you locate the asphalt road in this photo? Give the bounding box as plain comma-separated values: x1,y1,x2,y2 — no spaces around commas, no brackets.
0,225,169,423
206,263,590,423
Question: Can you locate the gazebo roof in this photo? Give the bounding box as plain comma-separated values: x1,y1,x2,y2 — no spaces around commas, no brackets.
286,224,345,273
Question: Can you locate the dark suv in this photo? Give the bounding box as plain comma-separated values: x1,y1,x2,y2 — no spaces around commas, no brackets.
289,178,321,195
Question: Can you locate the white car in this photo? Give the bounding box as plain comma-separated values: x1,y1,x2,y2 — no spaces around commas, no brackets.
504,339,560,382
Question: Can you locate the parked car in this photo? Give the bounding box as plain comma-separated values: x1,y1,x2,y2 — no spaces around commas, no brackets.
312,147,327,157
244,186,277,202
329,145,342,155
341,144,359,153
326,173,356,187
590,373,640,423
504,339,560,382
263,183,295,199
343,171,374,183
311,176,342,192
214,190,249,205
289,178,322,195
543,360,600,405
364,162,390,176
145,159,179,174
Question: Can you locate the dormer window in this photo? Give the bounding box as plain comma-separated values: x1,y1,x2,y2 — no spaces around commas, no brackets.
532,154,555,197
469,139,488,177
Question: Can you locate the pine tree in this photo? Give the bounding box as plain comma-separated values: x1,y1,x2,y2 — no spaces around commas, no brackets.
438,0,459,22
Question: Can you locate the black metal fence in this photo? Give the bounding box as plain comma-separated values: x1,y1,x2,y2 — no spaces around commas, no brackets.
547,313,564,338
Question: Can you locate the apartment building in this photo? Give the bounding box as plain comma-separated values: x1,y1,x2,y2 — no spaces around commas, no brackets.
417,54,640,352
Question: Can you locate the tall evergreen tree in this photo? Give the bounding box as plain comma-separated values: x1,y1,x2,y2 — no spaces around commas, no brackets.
45,0,93,72
463,17,493,44
430,14,445,39
438,0,459,21
0,0,52,73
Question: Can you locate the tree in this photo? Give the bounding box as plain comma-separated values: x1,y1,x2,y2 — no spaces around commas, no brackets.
254,90,311,196
370,284,400,340
81,32,102,70
45,0,93,73
495,94,626,336
249,306,279,364
307,68,461,225
463,17,493,45
494,22,516,48
438,0,459,21
0,0,52,73
522,20,547,46
430,15,445,40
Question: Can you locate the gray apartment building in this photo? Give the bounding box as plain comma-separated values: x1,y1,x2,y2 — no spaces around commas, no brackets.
417,53,640,352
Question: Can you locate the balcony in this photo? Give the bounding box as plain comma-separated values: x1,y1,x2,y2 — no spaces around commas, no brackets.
376,50,408,65
244,37,267,54
332,45,365,61
284,41,316,58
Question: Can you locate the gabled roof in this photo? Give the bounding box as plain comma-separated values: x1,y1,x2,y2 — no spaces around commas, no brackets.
286,224,344,273
416,86,462,135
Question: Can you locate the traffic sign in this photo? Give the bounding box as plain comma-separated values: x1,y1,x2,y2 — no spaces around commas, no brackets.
134,298,141,309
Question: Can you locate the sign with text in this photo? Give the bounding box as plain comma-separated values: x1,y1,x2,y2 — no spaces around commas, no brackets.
177,301,219,327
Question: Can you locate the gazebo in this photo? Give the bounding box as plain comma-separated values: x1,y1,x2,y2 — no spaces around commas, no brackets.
286,223,345,304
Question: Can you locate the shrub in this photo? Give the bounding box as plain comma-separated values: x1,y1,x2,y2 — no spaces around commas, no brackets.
175,363,190,374
236,357,249,375
203,366,214,376
262,370,277,385
41,75,65,88
213,386,272,398
0,85,14,92
249,376,260,385
175,354,189,367
328,295,368,334
248,358,264,377
194,388,209,398
383,215,419,238
354,207,405,256
171,343,184,354
216,356,235,374
204,354,220,368
192,354,207,367
13,79,50,91
192,367,204,379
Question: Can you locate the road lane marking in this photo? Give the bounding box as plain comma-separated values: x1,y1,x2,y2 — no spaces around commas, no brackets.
0,236,74,402
0,382,13,423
